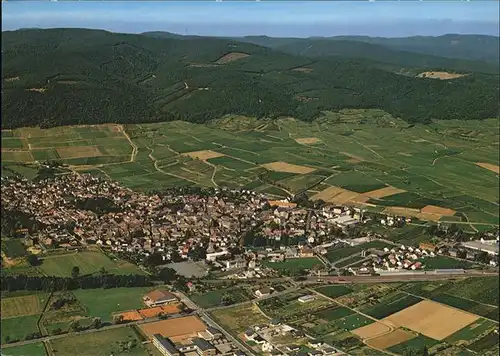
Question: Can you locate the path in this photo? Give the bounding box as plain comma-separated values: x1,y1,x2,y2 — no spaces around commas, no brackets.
119,125,138,163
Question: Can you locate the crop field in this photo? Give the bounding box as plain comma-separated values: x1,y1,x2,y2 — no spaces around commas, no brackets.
444,277,499,306
263,257,323,271
314,285,354,299
382,300,480,340
1,125,132,166
351,321,392,339
430,294,499,321
445,318,498,345
2,111,498,226
1,343,47,356
1,314,40,344
332,313,374,331
388,334,440,355
190,287,253,309
468,331,500,353
360,292,423,319
38,251,144,277
1,294,48,319
365,328,416,350
49,326,149,356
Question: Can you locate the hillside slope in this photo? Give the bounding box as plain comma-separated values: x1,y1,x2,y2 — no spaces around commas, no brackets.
2,28,499,129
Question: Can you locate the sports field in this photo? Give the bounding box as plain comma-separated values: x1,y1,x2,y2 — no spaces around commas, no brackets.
38,251,144,277
2,110,498,227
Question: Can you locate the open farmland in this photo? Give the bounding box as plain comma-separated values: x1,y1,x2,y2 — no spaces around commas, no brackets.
1,294,48,319
2,110,499,226
1,314,40,344
382,300,480,340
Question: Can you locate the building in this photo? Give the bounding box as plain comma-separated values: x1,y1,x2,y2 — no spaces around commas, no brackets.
419,242,437,251
205,326,222,340
152,334,179,356
143,290,178,307
298,295,316,303
225,257,247,270
255,287,273,298
462,240,499,255
299,246,314,258
192,338,217,356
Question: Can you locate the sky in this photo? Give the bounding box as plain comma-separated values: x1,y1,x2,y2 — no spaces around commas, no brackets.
2,1,499,38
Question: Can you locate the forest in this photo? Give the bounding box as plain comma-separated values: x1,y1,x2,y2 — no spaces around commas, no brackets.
2,28,499,129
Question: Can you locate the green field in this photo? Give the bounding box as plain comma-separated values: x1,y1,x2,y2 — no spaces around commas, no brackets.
360,292,422,319
1,314,40,344
2,111,499,226
388,334,440,354
419,256,477,270
38,251,144,277
430,294,499,321
468,331,500,353
316,306,355,321
263,257,323,271
445,318,498,344
190,287,253,309
332,313,374,331
326,241,394,263
71,287,154,321
336,255,367,268
314,285,354,299
1,239,27,258
1,342,47,356
48,326,149,356
444,277,500,306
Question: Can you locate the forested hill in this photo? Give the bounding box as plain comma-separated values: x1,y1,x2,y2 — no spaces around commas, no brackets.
2,28,499,129
234,34,500,65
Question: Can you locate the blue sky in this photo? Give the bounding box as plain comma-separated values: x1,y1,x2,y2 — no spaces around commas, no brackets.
2,1,499,37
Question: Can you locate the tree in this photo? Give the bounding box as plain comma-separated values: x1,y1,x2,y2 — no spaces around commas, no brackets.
27,254,41,266
71,266,80,279
422,346,429,356
476,251,491,264
90,317,102,329
113,314,125,324
157,267,178,283
99,267,108,275
68,320,80,332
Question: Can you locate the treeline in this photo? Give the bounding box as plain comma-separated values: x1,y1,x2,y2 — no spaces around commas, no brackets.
1,273,152,292
2,29,499,129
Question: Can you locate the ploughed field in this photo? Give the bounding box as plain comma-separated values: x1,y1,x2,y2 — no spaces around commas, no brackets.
2,109,498,227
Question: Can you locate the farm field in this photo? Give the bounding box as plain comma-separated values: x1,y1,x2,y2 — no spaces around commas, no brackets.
262,257,323,271
360,292,423,319
387,334,440,355
314,285,354,299
419,256,477,270
190,287,253,309
258,290,333,319
1,294,48,319
1,343,47,356
48,326,149,356
2,110,498,227
38,250,144,277
445,318,498,345
1,314,40,344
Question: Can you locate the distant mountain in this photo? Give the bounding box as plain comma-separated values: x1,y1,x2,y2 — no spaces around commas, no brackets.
237,34,500,65
2,28,499,129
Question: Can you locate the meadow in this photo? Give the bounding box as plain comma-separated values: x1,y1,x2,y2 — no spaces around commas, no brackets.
314,285,354,299
38,250,145,277
1,343,47,356
1,314,40,344
189,287,254,309
48,326,149,356
262,257,323,271
2,110,498,227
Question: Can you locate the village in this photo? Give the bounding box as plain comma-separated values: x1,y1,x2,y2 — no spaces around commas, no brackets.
2,174,499,279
